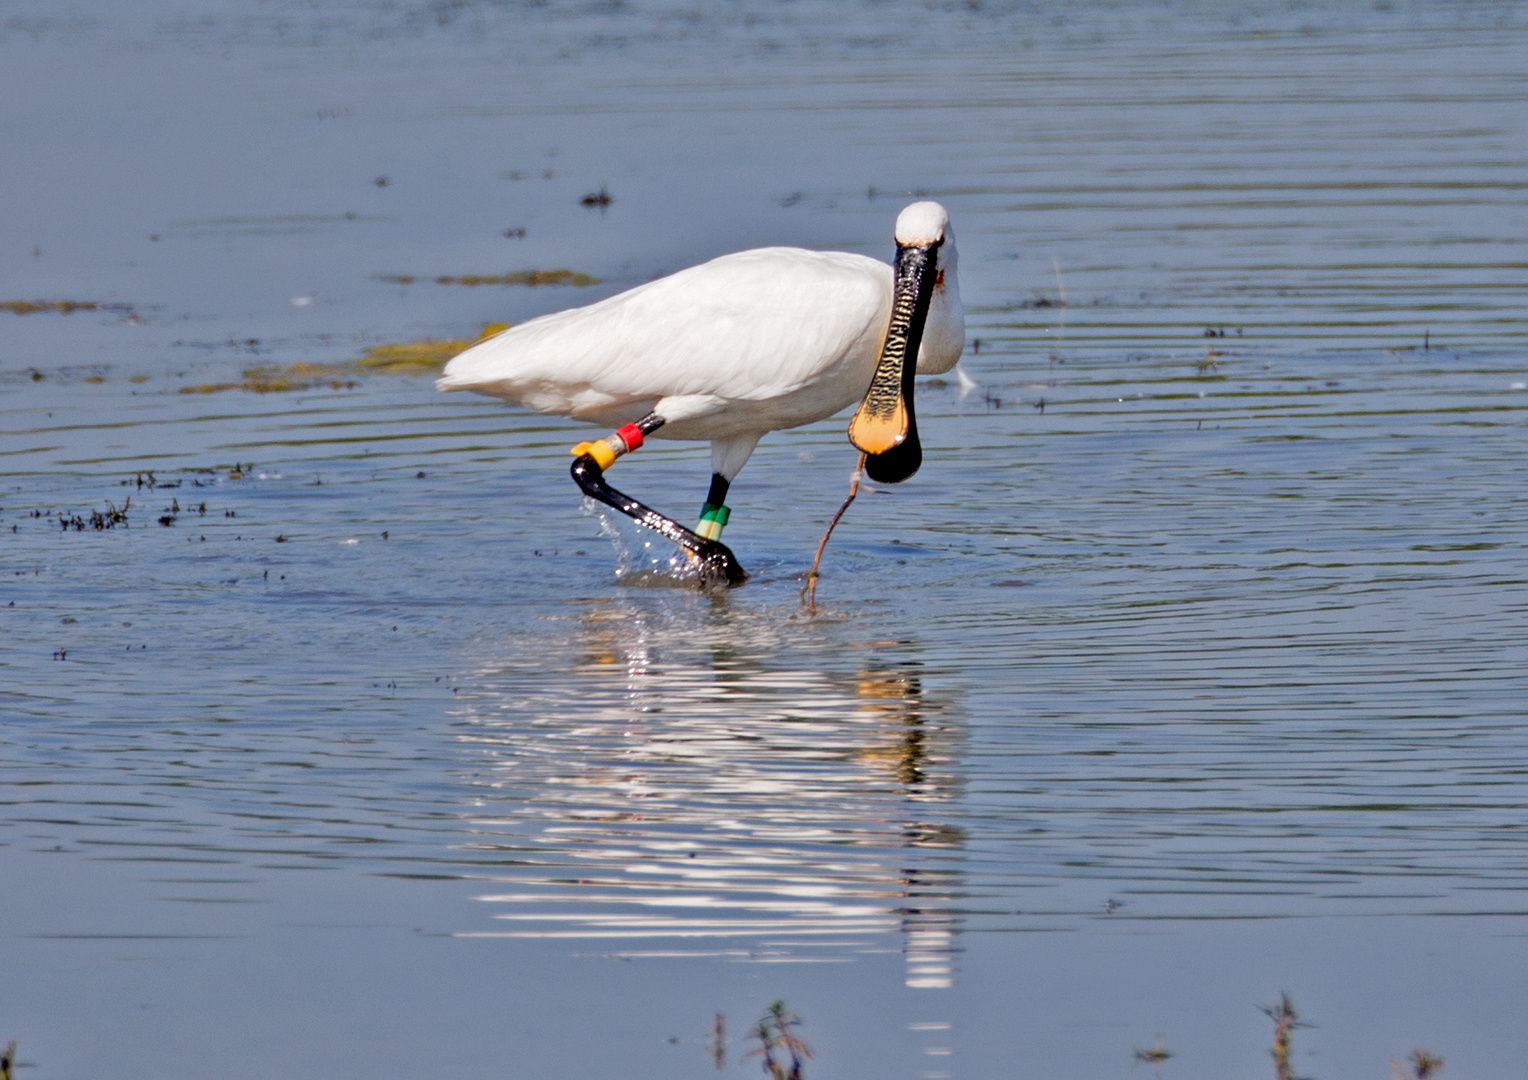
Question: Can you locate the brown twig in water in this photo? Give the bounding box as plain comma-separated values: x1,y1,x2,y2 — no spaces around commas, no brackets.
803,452,866,610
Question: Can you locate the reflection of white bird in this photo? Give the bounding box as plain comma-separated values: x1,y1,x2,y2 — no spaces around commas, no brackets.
437,200,964,584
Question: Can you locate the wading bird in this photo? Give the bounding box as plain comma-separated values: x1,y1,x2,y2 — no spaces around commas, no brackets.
437,200,963,585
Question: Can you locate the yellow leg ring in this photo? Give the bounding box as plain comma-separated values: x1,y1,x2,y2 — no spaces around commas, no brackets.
571,437,619,470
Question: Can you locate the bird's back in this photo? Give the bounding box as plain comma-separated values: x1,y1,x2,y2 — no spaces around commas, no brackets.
437,247,892,428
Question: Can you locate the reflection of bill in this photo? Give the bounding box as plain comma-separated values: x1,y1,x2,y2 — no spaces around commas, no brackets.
449,601,965,987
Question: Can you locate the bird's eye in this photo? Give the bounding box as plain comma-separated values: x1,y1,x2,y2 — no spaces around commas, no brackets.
934,269,945,287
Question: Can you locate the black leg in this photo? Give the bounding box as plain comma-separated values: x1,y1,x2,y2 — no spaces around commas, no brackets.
570,444,747,588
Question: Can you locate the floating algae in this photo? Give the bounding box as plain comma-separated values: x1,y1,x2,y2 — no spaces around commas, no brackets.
355,340,473,372
181,361,358,395
181,324,508,392
353,321,508,372
2,299,133,316
355,323,508,373
373,269,599,287
3,299,98,315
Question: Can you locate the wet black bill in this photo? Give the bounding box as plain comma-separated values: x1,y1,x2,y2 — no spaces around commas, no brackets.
849,240,938,484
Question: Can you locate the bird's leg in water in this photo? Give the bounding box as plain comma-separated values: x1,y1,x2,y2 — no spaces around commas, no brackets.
803,453,867,610
696,473,731,541
569,414,748,587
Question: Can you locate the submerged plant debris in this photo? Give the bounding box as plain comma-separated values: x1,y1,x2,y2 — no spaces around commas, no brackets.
373,269,599,287
1132,1035,1173,1066
51,499,131,531
181,361,359,394
747,1001,812,1080
1392,1049,1446,1080
180,324,508,392
2,299,133,316
355,324,506,372
1262,993,1307,1080
3,299,98,315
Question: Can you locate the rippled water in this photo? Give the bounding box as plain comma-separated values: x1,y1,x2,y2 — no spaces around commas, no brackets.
4,2,1528,1077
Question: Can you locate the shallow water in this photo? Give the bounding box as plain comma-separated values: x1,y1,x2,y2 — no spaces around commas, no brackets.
3,2,1528,1077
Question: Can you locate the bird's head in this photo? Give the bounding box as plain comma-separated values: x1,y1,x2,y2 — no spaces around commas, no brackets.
848,200,965,483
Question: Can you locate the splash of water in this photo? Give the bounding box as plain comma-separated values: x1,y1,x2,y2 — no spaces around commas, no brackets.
582,496,704,589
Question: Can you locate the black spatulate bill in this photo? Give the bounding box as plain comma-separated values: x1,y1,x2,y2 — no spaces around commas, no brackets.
848,238,939,484
864,354,922,483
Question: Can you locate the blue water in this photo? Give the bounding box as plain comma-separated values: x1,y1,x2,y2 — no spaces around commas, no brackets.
3,2,1528,1077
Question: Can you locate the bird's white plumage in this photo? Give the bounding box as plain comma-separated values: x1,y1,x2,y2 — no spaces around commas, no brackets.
437,203,963,480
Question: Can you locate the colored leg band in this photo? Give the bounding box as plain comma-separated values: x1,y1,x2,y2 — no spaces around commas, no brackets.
572,417,660,469
570,433,623,470
615,423,644,452
695,502,730,541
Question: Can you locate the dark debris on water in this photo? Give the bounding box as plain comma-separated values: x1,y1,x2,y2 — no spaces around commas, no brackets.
23,470,244,534
56,498,131,531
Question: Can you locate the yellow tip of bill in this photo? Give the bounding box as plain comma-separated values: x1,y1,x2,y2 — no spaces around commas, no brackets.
848,400,907,455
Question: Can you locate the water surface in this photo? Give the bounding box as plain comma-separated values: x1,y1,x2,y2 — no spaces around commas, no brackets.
3,2,1528,1077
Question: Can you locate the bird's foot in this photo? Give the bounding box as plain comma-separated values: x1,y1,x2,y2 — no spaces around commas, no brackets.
687,539,748,590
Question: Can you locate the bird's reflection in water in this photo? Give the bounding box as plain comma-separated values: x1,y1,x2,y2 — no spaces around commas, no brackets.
449,598,965,986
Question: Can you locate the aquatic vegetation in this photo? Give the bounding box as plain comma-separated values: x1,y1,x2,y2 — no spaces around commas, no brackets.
1132,1035,1172,1066
374,269,599,287
179,324,510,393
438,269,598,286
355,326,507,373
747,1001,811,1080
1392,1049,1446,1080
2,1039,15,1080
710,1013,726,1071
1,299,135,318
180,361,358,394
1,299,98,315
1260,997,1444,1080
55,498,131,531
1261,993,1307,1080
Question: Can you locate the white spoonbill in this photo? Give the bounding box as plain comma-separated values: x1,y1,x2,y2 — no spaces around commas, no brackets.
436,200,964,585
